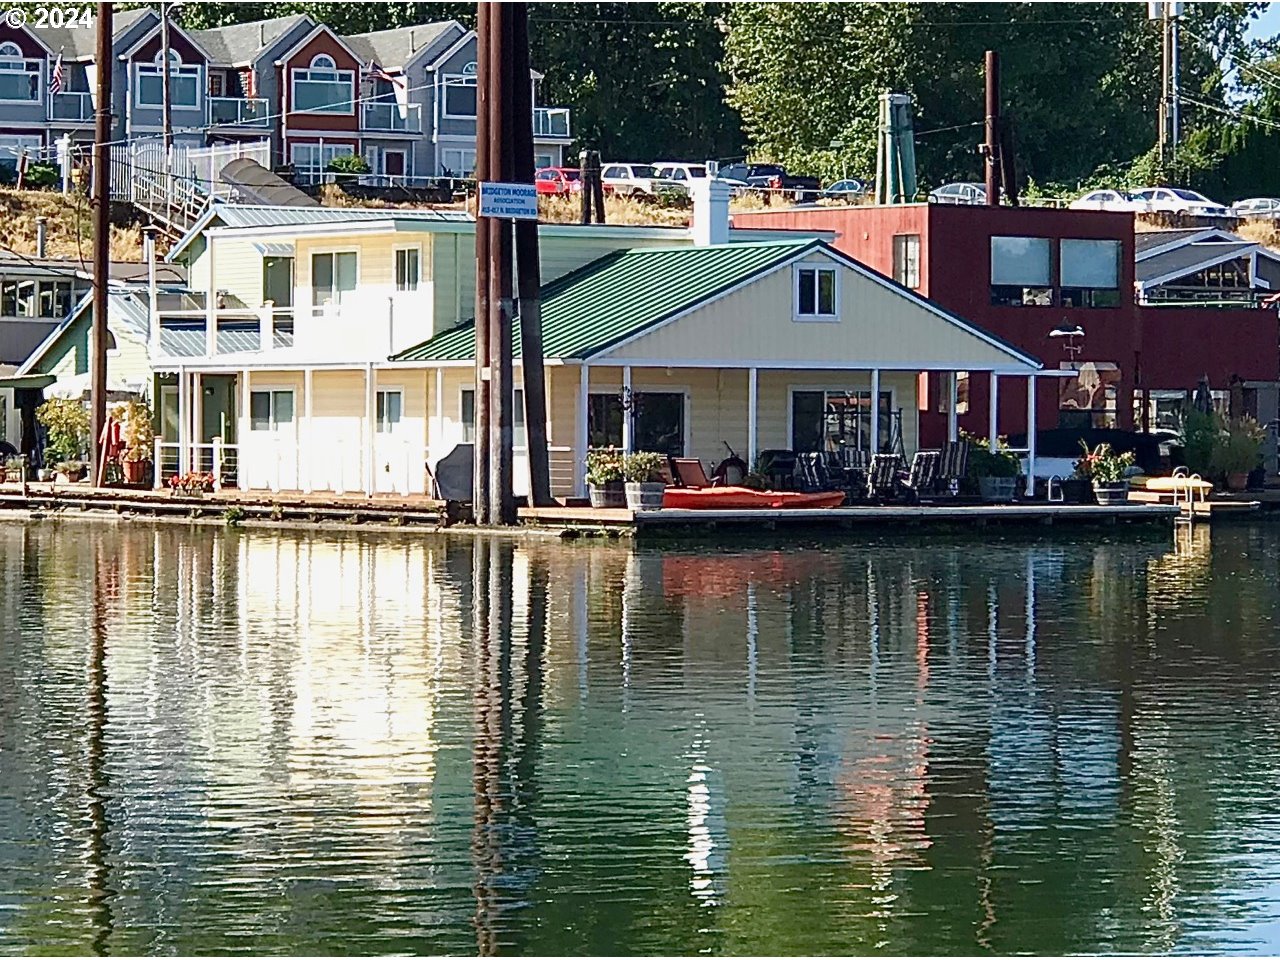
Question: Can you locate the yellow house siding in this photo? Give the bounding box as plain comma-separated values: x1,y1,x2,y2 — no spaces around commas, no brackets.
601,254,1032,371
209,236,268,309
430,232,474,337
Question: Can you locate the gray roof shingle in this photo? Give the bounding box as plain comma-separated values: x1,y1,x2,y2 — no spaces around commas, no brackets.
191,14,311,66
343,20,460,69
1137,242,1255,284
43,7,152,60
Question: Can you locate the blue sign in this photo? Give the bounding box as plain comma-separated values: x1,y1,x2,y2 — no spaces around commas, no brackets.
478,181,539,220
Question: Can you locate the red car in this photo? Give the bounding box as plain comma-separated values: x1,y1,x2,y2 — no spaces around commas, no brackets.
535,167,583,197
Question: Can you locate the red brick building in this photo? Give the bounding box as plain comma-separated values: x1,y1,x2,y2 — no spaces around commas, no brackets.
733,203,1280,451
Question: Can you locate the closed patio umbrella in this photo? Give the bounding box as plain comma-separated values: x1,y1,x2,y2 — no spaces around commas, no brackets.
1192,376,1213,415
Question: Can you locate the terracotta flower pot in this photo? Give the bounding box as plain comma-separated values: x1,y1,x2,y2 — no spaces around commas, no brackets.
1226,472,1249,492
123,459,146,484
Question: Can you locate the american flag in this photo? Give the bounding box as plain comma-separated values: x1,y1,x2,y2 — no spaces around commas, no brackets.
362,62,403,87
48,54,63,95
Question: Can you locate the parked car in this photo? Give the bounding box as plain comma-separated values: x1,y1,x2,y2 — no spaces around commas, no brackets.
716,163,821,203
821,178,867,201
652,162,709,184
600,163,687,198
1129,187,1230,217
929,182,988,205
535,167,583,197
1069,188,1156,213
1229,197,1280,219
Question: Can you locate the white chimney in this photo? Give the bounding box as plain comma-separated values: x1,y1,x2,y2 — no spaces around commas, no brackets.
691,178,731,246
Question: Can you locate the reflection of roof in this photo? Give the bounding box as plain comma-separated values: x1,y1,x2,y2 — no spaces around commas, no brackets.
191,14,311,65
344,21,459,69
1137,242,1255,285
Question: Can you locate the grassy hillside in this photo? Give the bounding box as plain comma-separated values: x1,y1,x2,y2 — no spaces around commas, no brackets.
0,188,144,262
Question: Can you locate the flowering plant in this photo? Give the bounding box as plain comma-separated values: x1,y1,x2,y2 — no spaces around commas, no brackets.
168,471,215,495
584,447,625,486
1074,441,1135,484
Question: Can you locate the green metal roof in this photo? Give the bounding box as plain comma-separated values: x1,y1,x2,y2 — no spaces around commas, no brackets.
394,238,819,362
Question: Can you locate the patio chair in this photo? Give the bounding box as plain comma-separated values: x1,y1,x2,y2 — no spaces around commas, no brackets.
866,453,902,501
898,450,942,502
796,452,835,492
669,457,718,489
757,449,797,490
938,440,971,495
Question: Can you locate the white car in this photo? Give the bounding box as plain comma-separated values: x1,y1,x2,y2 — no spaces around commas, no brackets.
600,163,687,198
929,182,987,205
652,162,709,184
1129,187,1230,216
1069,189,1155,213
1229,197,1280,219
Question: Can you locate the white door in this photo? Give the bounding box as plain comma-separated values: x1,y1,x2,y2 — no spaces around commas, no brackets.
375,388,409,494
245,388,297,491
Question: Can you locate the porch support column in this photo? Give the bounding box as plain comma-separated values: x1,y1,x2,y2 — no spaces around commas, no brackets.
1026,374,1038,497
870,368,881,453
432,367,443,465
303,368,314,493
192,371,203,473
988,372,1000,453
365,363,376,497
576,363,589,498
176,365,187,479
204,238,216,358
748,367,758,468
947,371,959,443
621,365,633,454
240,368,250,489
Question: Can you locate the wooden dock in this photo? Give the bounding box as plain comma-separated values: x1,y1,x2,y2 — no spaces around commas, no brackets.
0,482,1181,538
1128,489,1262,522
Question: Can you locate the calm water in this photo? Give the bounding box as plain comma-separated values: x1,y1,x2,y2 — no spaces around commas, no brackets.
2,521,1280,955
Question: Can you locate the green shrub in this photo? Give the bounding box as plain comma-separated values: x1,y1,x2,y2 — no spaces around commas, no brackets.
326,154,371,176
1182,408,1217,477
24,163,58,189
1211,415,1265,477
584,447,624,485
36,397,89,466
961,429,1021,479
622,451,666,483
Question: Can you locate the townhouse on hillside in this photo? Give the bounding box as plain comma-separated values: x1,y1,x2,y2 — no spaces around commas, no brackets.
0,8,571,184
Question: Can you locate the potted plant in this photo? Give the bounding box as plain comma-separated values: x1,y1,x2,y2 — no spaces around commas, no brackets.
119,399,155,485
584,447,626,508
326,153,371,184
1076,441,1136,505
168,471,215,497
622,451,667,511
964,432,1022,502
4,456,26,483
36,397,90,483
1211,415,1264,491
55,460,87,483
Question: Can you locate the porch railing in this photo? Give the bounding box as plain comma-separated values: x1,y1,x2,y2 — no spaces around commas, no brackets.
533,106,571,138
154,439,239,490
49,91,93,121
362,101,422,132
208,96,270,127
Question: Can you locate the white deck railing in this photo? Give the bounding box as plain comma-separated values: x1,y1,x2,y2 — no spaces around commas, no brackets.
154,439,239,490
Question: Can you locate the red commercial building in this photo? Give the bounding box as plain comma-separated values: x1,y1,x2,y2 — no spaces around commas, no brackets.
733,203,1280,456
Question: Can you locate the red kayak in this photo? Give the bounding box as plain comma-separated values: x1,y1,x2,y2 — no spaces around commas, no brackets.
662,486,846,510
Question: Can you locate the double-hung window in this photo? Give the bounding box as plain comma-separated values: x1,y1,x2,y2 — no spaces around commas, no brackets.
893,234,921,289
0,44,40,102
292,54,354,114
376,389,403,433
395,248,420,292
462,387,526,446
795,265,838,319
249,390,294,431
311,251,357,306
136,51,199,108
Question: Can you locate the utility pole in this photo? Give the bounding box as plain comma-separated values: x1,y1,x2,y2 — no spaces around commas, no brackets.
473,2,491,522
982,50,1000,207
89,1,112,488
1154,1,1183,169
160,1,173,156
487,3,515,525
510,2,551,506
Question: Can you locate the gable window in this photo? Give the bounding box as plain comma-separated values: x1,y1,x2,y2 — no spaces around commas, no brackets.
395,247,420,292
136,50,200,108
311,251,357,306
795,265,838,319
441,61,477,118
893,234,921,289
292,53,354,114
462,387,526,447
0,43,40,102
1060,239,1121,308
990,236,1052,307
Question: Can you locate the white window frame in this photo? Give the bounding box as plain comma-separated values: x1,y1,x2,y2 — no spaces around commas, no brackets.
290,141,355,184
291,53,355,115
786,383,898,454
793,263,839,321
0,49,42,103
586,385,691,456
440,60,478,119
310,248,359,307
394,244,422,293
438,144,476,177
248,388,296,432
135,50,201,109
893,234,921,289
375,387,404,434
462,385,528,449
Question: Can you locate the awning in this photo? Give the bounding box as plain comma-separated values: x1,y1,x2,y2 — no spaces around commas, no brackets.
253,242,295,258
0,374,55,390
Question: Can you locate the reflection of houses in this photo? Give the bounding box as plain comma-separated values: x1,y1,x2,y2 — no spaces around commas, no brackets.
732,205,1280,469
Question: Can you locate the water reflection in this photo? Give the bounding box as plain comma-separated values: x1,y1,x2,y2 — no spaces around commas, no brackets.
2,524,1280,954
